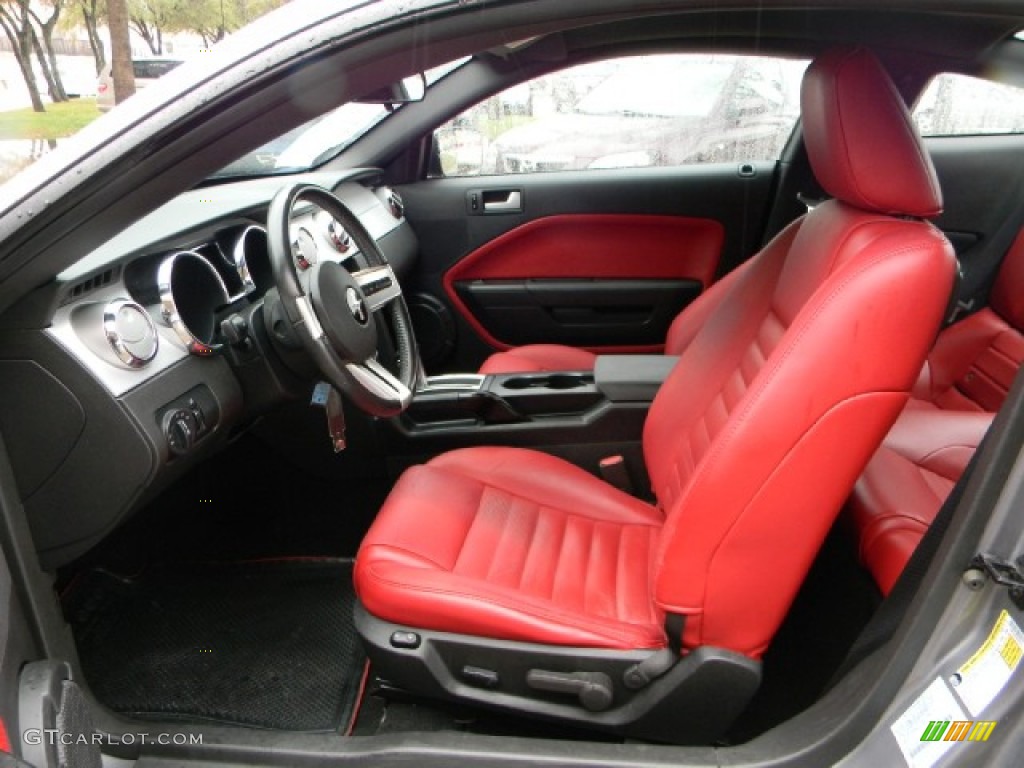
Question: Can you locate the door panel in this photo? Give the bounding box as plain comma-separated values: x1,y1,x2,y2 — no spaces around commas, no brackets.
444,213,723,350
457,278,702,349
400,164,777,371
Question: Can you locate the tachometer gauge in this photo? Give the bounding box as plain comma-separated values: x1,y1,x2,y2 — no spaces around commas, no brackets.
291,227,318,270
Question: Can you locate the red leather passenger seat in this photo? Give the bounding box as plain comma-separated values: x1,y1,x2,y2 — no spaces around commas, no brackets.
848,229,1024,593
357,47,955,663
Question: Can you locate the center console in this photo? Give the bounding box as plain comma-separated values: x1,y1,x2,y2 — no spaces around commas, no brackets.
385,356,679,460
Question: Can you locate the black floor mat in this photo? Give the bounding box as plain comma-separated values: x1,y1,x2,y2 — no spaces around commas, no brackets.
65,559,365,732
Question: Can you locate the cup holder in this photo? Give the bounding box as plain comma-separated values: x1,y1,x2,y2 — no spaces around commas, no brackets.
502,373,590,391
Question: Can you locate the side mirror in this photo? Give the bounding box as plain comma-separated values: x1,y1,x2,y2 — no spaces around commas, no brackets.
357,74,426,106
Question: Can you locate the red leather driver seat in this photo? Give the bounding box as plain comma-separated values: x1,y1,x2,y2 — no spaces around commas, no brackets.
354,48,956,739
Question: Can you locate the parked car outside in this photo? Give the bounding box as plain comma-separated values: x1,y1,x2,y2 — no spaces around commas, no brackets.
96,57,183,111
31,61,97,100
464,55,808,175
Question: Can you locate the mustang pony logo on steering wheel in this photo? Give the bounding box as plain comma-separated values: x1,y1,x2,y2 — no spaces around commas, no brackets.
345,286,368,325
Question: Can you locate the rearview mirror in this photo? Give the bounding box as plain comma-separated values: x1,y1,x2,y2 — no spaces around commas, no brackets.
357,74,426,105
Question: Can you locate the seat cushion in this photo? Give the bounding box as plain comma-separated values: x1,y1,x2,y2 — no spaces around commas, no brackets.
355,446,667,649
478,344,598,375
848,408,992,593
911,227,1024,412
851,445,956,594
912,307,1024,412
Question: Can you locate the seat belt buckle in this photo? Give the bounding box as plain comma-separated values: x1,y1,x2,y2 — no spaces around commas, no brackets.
599,455,634,494
947,297,975,325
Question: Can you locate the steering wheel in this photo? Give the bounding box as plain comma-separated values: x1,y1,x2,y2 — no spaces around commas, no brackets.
267,183,420,418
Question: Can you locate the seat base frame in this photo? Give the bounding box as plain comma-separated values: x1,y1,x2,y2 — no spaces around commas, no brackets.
355,603,761,744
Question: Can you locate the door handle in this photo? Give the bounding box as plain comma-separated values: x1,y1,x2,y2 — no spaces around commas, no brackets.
482,189,522,213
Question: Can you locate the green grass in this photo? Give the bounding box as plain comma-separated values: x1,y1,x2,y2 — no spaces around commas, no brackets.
0,99,102,141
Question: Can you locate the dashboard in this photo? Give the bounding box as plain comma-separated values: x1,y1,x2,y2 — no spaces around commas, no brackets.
0,169,418,568
49,170,410,396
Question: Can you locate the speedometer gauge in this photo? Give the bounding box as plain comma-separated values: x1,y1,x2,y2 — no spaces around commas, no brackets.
291,227,318,270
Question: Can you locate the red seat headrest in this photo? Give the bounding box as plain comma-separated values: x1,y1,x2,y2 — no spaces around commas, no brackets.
802,47,943,218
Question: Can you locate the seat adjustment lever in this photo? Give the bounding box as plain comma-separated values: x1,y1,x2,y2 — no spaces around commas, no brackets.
623,647,677,689
525,669,614,712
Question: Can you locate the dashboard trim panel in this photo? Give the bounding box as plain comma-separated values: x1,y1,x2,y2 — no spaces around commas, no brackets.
47,285,190,397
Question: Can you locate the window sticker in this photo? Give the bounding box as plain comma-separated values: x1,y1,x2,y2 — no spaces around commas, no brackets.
890,611,1021,767
950,609,1023,717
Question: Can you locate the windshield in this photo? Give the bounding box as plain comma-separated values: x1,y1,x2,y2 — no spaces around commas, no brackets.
209,59,468,180
212,102,391,178
0,0,465,190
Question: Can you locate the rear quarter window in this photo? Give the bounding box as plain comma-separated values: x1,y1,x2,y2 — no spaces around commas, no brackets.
913,73,1024,137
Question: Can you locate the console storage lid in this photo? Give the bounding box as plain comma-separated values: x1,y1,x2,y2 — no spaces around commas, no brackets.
594,355,679,402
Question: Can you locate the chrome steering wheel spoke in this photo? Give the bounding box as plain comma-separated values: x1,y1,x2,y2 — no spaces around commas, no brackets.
345,358,413,411
353,265,402,314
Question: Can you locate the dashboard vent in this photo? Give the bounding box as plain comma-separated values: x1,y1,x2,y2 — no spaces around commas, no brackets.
64,266,120,305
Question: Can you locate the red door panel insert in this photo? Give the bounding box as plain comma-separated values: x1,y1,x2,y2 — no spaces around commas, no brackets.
443,214,725,350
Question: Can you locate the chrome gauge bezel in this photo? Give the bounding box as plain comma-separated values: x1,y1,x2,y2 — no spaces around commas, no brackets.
231,224,264,295
291,226,318,270
326,217,352,253
157,250,230,355
102,298,159,368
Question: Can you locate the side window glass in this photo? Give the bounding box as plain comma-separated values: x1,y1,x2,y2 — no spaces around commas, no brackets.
913,73,1024,137
433,54,809,177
